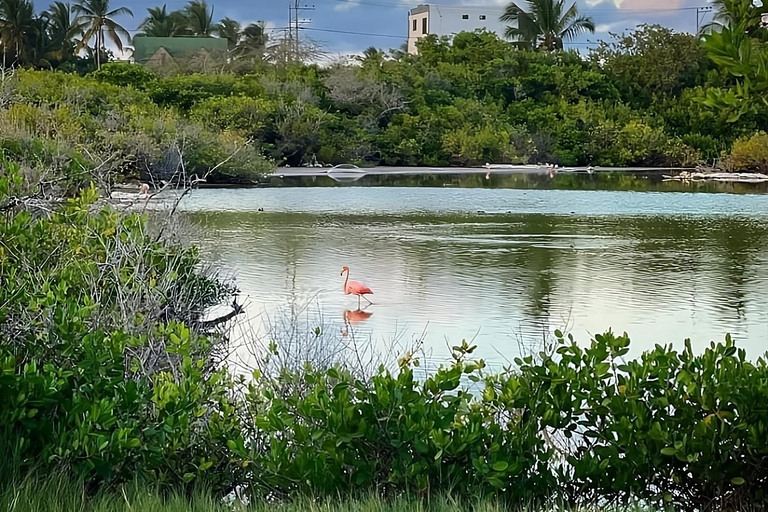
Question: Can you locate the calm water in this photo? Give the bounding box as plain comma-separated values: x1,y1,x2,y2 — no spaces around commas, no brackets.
171,187,768,369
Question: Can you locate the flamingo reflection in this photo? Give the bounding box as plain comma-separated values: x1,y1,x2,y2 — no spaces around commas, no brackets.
341,308,373,337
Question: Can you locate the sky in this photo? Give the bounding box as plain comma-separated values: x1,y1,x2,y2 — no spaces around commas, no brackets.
98,0,718,60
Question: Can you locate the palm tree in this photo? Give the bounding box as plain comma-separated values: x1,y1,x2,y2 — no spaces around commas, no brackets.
233,21,267,58
0,0,37,65
44,2,85,62
73,0,133,69
702,0,767,38
26,15,59,67
217,16,240,49
184,0,216,37
500,0,594,51
136,4,189,37
357,46,385,64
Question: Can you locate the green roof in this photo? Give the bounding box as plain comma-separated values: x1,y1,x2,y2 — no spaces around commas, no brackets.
133,37,228,64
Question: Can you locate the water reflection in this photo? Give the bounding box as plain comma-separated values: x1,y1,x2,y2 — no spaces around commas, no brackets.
179,187,768,368
345,309,374,324
342,308,374,338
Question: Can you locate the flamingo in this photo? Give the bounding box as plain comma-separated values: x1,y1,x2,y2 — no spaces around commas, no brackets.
341,266,373,308
139,183,149,198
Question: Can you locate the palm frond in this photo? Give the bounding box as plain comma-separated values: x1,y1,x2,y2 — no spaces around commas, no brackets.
560,15,595,42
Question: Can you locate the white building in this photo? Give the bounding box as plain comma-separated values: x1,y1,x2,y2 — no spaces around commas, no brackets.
407,4,509,55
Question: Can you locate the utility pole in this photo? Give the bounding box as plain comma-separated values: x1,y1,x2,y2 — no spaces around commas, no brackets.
696,6,713,33
288,0,314,61
287,4,292,59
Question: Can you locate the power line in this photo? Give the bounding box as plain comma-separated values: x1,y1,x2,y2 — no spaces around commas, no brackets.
299,25,600,46
299,26,405,39
328,0,711,14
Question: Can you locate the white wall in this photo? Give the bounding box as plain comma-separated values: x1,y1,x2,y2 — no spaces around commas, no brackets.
407,9,430,55
408,4,511,54
427,5,508,39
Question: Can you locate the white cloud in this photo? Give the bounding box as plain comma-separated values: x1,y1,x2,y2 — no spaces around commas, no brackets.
334,0,361,11
585,0,687,8
595,20,630,32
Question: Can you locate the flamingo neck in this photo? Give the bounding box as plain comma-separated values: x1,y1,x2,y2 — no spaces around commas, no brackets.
343,270,349,292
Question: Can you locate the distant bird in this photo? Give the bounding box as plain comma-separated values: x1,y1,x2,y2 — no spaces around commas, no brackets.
341,266,373,308
139,183,149,197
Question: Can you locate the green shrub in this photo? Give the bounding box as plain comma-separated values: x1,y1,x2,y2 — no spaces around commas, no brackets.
189,95,274,136
90,62,157,89
237,328,768,509
515,330,768,511
243,340,554,503
148,74,239,110
0,162,245,494
725,131,768,172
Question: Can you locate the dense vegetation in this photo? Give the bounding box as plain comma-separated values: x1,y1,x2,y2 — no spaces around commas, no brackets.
0,0,767,185
2,0,768,509
2,160,767,510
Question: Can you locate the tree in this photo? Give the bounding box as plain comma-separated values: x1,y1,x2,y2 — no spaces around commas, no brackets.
217,16,240,49
702,0,768,38
357,46,385,65
44,2,85,62
0,0,37,65
184,0,216,37
233,22,267,58
500,0,594,51
701,23,768,121
592,25,710,99
74,0,133,69
136,4,189,37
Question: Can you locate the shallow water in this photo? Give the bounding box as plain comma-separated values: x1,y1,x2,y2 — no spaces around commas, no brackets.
172,186,768,370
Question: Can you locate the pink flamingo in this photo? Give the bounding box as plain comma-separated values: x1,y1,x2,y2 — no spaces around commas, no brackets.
139,183,150,197
341,266,373,308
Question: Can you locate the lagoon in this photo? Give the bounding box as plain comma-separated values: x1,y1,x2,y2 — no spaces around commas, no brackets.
174,186,768,370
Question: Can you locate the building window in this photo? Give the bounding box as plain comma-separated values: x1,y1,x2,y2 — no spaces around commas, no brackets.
422,17,427,34
479,15,486,20
462,14,469,19
413,19,417,31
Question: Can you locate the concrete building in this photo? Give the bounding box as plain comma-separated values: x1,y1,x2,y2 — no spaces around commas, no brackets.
407,4,509,54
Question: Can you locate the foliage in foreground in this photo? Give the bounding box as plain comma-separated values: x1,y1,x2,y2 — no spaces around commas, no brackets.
1,168,767,510
0,160,246,494
0,479,651,512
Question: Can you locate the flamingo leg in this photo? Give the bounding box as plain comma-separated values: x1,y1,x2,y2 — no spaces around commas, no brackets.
363,295,373,305
357,295,361,309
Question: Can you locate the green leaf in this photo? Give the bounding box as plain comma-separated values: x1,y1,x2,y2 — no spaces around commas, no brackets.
661,447,677,456
731,477,745,485
492,461,508,471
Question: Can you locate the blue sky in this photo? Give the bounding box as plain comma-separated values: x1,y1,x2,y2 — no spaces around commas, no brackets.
104,0,714,58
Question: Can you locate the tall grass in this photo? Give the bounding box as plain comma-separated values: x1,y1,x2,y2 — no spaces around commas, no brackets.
0,475,652,512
